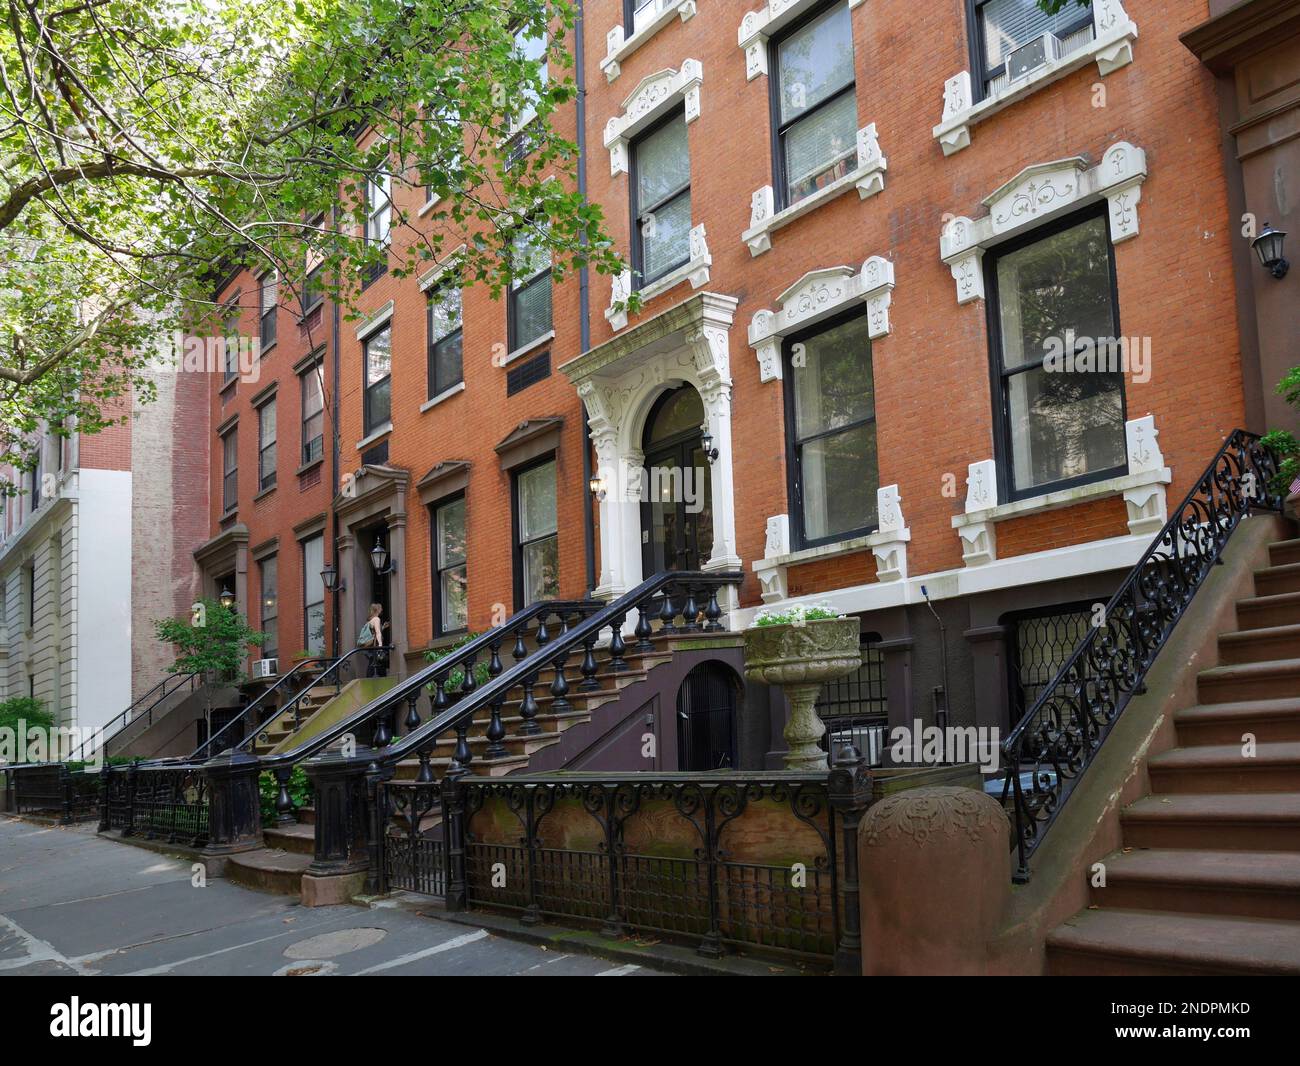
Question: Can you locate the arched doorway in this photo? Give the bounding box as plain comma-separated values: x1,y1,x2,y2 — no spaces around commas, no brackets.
640,386,714,576
676,662,738,770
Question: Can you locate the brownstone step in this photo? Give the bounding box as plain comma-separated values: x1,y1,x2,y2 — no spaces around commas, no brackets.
1236,591,1300,631
263,822,315,855
1218,624,1300,666
1046,909,1300,975
1174,698,1300,745
1148,742,1300,793
1255,561,1300,598
1197,658,1300,703
1271,538,1300,568
1092,848,1300,920
390,751,533,781
1122,793,1300,851
224,847,312,896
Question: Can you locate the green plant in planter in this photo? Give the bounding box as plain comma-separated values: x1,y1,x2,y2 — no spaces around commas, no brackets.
751,601,842,627
424,632,491,694
1262,366,1300,497
258,766,311,824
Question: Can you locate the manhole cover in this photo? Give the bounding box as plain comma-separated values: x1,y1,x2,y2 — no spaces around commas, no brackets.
284,928,387,959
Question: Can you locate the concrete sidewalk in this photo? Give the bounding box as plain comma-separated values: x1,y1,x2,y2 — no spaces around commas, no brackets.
0,817,662,976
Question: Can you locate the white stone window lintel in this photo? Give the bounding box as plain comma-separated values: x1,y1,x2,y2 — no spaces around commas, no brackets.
604,60,703,177
747,255,894,382
601,1,699,84
939,140,1147,305
738,0,867,81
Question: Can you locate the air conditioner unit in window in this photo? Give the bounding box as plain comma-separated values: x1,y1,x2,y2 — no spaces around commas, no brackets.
1007,32,1062,82
252,658,278,680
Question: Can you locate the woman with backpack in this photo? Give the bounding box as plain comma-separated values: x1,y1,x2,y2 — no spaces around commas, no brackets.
359,603,390,678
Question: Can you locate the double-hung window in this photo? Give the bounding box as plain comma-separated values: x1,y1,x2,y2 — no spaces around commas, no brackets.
300,361,324,465
220,296,240,383
433,494,468,634
509,227,552,352
363,324,392,435
987,207,1126,499
366,172,391,247
257,398,277,492
632,111,691,288
259,555,278,659
515,458,558,607
971,0,1094,98
301,534,325,655
259,270,278,350
512,27,548,133
784,311,879,547
364,172,391,285
302,220,325,315
221,428,238,513
427,285,463,398
624,0,658,34
771,2,857,208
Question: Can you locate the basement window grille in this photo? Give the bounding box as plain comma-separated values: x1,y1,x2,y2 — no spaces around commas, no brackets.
817,632,887,765
506,350,551,396
1003,602,1096,724
362,440,389,467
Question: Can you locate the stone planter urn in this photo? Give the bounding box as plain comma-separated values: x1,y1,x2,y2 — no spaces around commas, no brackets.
743,615,863,771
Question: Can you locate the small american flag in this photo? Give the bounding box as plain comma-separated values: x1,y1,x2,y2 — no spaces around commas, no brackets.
1292,474,1300,496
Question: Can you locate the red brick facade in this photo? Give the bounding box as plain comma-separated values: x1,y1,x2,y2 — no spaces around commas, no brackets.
203,0,1259,691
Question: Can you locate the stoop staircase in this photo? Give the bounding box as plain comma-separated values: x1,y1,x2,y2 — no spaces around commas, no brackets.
223,578,744,899
1047,533,1300,975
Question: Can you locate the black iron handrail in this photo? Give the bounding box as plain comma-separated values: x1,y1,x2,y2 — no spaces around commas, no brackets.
372,570,742,779
1001,429,1282,881
66,670,203,764
256,598,601,778
190,647,385,761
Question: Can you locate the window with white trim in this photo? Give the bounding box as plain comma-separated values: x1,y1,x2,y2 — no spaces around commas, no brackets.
300,361,324,465
515,457,558,607
257,397,277,492
771,2,857,209
259,270,278,349
784,309,879,546
970,0,1093,98
363,324,392,435
221,428,237,513
427,284,463,398
987,207,1126,499
509,226,552,351
259,554,279,658
632,109,691,288
301,534,325,656
433,494,468,634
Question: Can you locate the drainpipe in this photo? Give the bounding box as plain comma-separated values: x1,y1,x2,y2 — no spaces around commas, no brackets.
575,0,597,597
330,232,342,659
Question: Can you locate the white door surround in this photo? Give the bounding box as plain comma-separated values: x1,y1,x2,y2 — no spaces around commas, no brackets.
560,292,742,604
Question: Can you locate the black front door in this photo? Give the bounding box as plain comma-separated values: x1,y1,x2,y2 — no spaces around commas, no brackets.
640,387,713,576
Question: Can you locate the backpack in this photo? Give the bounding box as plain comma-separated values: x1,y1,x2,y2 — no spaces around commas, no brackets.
357,620,378,648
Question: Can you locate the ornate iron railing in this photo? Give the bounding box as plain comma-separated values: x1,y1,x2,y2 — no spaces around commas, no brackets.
375,756,872,971
255,598,601,818
370,571,741,786
66,670,203,764
191,646,386,761
1001,430,1283,881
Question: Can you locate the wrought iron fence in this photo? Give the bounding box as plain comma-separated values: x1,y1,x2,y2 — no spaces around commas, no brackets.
375,761,872,971
1001,429,1282,881
108,764,210,846
4,764,100,823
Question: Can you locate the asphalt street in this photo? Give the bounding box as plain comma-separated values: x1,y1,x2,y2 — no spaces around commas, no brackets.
0,816,663,976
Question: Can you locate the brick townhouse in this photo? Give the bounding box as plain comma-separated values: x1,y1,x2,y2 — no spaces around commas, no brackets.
198,0,1300,765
